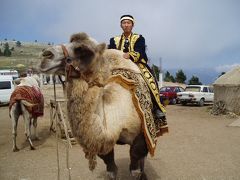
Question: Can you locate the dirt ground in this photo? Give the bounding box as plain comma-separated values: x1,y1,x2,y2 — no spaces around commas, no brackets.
0,85,240,180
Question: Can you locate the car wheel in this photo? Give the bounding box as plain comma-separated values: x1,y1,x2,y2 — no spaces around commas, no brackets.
171,98,177,105
181,101,187,106
199,98,204,106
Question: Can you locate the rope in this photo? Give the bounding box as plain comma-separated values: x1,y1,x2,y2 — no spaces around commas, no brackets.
54,76,60,180
53,75,72,180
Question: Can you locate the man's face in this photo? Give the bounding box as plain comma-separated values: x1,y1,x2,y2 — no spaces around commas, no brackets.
121,20,134,34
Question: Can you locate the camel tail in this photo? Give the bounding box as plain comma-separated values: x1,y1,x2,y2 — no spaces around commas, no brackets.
9,101,22,118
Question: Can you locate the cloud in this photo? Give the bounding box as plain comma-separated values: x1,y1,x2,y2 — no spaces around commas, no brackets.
215,63,240,72
1,0,240,70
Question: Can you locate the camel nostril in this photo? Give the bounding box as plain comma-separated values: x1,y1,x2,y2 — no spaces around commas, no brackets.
42,50,54,59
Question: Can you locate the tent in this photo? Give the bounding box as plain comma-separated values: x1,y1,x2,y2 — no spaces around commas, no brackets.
213,66,240,115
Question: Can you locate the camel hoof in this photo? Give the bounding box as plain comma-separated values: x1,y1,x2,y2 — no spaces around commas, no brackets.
139,172,148,180
130,169,148,180
106,171,117,180
13,147,19,152
30,146,36,150
130,169,141,178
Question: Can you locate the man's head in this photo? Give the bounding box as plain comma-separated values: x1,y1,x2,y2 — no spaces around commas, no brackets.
120,15,134,35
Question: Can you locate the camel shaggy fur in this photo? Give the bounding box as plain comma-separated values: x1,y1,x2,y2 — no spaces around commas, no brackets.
39,32,156,180
9,75,44,152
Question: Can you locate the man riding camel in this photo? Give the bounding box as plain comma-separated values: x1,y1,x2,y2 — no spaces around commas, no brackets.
109,15,168,134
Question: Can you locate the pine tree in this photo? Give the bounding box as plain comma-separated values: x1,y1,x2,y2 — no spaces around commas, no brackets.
218,72,225,77
188,75,202,85
164,71,175,82
3,43,12,57
16,41,21,47
175,69,187,83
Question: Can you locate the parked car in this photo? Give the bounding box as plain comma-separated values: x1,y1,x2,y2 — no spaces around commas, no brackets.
0,75,15,104
177,85,214,106
160,86,185,105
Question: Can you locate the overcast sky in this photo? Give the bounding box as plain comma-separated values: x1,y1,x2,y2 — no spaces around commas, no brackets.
1,0,240,73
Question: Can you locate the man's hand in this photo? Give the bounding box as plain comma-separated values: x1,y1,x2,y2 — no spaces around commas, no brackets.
123,53,130,59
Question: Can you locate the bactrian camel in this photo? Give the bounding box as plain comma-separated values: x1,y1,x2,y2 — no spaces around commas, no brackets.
39,32,164,180
9,75,44,152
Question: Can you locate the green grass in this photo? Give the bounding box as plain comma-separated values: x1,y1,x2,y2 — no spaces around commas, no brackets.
0,41,49,71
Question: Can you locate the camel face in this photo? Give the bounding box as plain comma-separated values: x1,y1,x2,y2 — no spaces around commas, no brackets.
40,43,75,75
39,33,106,76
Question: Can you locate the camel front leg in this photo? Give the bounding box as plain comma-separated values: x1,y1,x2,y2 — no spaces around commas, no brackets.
130,133,148,180
21,103,35,150
98,149,118,180
10,104,20,152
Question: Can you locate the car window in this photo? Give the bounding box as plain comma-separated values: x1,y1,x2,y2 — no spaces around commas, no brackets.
209,87,214,93
0,81,11,89
160,87,166,92
203,87,208,92
166,87,171,92
185,86,200,92
179,87,184,92
176,87,184,92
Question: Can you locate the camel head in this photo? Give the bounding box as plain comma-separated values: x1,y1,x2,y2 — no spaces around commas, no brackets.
39,32,106,76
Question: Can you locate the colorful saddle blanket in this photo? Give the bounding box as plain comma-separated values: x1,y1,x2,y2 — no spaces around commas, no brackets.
9,86,44,118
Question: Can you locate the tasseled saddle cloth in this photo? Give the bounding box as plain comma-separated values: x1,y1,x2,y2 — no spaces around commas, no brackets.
9,86,44,118
109,68,168,156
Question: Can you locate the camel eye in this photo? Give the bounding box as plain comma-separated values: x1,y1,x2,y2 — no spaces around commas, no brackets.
42,50,54,59
66,57,72,64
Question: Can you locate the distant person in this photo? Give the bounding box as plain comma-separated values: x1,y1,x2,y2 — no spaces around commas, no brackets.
20,72,27,78
13,72,27,85
109,15,167,130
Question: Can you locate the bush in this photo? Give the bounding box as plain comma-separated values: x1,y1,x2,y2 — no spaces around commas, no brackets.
16,41,21,47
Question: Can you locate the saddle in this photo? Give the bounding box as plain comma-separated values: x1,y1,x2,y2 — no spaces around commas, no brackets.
109,68,168,156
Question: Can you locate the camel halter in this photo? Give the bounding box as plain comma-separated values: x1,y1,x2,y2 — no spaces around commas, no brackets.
61,44,81,81
60,44,105,88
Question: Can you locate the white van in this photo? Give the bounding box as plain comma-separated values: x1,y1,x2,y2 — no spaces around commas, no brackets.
0,69,19,80
0,75,15,104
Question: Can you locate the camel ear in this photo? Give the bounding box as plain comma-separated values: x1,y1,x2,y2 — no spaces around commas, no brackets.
96,43,106,54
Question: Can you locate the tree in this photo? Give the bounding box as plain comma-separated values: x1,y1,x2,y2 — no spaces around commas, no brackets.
0,48,3,56
3,43,11,57
188,75,202,85
218,72,225,77
16,41,21,47
175,69,187,83
151,64,160,81
164,71,175,82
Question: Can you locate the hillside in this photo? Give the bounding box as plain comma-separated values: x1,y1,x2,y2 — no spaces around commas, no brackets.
0,40,49,72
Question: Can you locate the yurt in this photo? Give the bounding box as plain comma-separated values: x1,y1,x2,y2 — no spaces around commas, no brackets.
213,66,240,115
